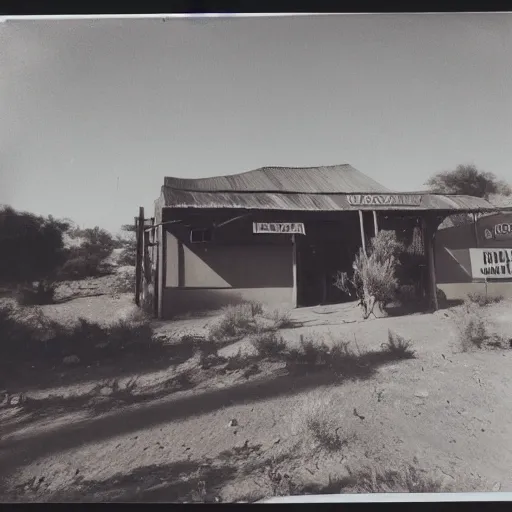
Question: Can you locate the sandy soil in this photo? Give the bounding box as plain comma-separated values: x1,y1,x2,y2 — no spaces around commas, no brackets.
2,293,512,502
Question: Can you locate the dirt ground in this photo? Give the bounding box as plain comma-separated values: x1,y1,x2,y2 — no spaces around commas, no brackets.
2,290,512,502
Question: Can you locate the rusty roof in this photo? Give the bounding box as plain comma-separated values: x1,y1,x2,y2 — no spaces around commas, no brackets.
164,164,389,194
160,187,497,212
159,164,501,213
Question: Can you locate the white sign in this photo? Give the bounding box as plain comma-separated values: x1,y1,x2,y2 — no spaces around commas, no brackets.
347,194,422,207
469,248,512,279
253,222,306,235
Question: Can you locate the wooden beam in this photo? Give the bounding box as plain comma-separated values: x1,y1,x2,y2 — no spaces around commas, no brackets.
134,206,144,306
178,239,185,287
157,224,165,319
473,213,479,247
358,210,366,255
292,234,298,308
373,211,379,236
423,216,439,311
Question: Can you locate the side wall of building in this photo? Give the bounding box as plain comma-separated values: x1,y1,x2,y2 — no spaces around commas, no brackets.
161,216,294,317
435,213,512,301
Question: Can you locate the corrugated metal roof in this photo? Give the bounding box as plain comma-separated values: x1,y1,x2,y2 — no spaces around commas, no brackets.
164,164,389,194
161,187,496,212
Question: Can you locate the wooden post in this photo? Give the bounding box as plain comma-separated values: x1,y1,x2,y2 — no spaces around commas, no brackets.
134,206,144,306
373,211,379,236
157,224,165,319
292,234,298,308
423,216,439,311
358,210,366,255
473,212,479,247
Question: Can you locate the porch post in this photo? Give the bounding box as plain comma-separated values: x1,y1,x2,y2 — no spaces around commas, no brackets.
157,224,165,319
292,234,298,308
135,206,144,306
358,210,367,255
373,211,379,236
423,215,439,311
473,212,479,247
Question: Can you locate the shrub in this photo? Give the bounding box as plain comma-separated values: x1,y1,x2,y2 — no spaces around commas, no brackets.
265,308,294,329
382,330,415,359
0,206,69,286
294,393,347,452
14,281,57,306
113,268,135,293
467,291,503,307
251,331,287,358
209,303,259,341
285,336,354,370
118,246,136,267
455,302,488,351
334,231,405,319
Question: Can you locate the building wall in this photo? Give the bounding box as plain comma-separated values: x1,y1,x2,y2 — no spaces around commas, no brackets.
435,213,512,301
162,219,294,317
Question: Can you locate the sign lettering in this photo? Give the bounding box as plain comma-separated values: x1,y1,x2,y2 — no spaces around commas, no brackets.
469,248,512,279
347,194,422,207
253,222,306,235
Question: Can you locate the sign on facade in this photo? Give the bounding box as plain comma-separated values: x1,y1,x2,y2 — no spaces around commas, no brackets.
347,194,422,207
469,248,512,279
253,222,306,235
482,222,512,241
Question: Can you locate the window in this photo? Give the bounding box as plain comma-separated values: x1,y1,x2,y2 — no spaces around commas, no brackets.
190,228,213,243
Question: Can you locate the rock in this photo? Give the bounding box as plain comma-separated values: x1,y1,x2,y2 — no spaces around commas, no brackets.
95,343,108,349
492,482,501,492
414,391,429,398
63,355,80,365
99,387,113,396
9,394,23,406
229,419,238,427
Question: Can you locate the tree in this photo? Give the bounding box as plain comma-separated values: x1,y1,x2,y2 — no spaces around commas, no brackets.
425,164,511,199
0,206,70,286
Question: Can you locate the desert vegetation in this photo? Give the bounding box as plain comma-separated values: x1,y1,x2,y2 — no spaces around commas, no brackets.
334,230,405,319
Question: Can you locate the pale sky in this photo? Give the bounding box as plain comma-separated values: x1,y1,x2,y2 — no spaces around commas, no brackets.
1,14,511,233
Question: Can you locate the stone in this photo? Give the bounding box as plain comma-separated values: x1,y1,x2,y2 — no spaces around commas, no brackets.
414,391,429,398
99,387,113,396
229,419,238,427
492,482,501,492
9,394,22,406
63,355,80,365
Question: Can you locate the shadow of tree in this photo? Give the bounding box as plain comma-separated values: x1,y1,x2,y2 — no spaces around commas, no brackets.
0,346,414,484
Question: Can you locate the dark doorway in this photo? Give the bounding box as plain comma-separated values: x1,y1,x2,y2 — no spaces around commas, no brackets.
296,217,361,307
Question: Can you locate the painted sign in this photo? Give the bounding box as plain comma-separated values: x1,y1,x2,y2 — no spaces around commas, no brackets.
469,248,512,279
253,222,306,235
482,222,512,241
347,194,422,207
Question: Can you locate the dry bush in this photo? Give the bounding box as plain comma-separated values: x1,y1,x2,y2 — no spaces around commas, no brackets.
14,281,57,306
225,348,254,370
251,331,287,358
467,291,503,307
382,330,415,359
454,302,489,351
113,268,135,294
347,463,446,493
209,302,293,342
208,303,260,341
293,393,347,452
285,335,356,371
334,231,404,319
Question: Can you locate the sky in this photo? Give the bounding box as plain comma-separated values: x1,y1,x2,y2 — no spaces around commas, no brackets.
1,13,511,233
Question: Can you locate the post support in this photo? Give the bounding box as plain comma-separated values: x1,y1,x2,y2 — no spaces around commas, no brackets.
358,210,367,255
135,206,144,306
422,215,439,311
292,234,298,308
373,211,379,236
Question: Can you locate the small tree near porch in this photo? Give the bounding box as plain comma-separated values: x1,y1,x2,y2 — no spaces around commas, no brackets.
334,231,404,319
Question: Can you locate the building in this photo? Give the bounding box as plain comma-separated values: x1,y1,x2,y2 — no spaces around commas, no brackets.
436,211,512,300
136,164,499,319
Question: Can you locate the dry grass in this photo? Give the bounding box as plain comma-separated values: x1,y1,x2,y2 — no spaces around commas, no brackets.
382,330,416,359
250,331,287,358
292,393,348,452
454,302,489,352
467,291,503,307
208,302,294,342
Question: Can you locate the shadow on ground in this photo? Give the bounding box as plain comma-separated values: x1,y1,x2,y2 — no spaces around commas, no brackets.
0,346,414,485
